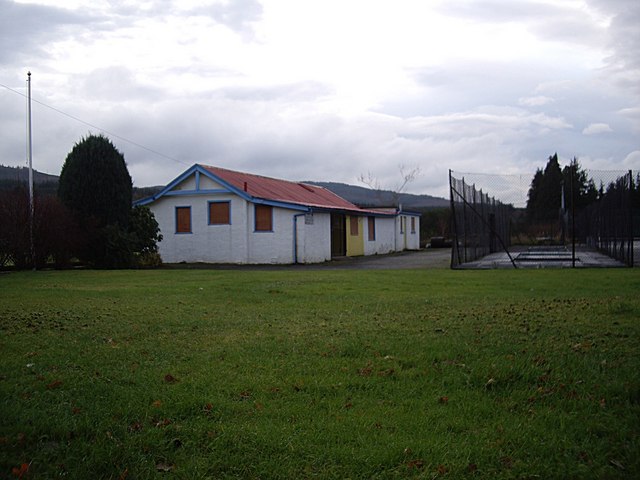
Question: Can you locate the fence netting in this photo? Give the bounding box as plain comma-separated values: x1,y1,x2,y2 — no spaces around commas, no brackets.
449,168,638,268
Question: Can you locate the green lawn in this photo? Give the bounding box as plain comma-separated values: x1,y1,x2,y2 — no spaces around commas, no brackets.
1,268,639,479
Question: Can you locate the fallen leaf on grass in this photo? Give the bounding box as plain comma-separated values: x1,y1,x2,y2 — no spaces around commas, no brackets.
151,400,163,408
571,341,593,353
46,379,63,390
438,396,449,404
500,456,513,469
406,459,424,469
437,464,449,475
128,421,143,432
163,374,178,384
11,463,29,478
154,418,172,428
609,459,625,470
156,462,175,472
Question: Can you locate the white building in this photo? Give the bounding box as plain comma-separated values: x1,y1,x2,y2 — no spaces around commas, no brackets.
135,164,420,264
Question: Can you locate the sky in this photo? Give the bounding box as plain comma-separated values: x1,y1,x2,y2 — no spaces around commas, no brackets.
1,0,639,201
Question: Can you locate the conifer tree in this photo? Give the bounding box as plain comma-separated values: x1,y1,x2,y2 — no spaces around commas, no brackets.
58,134,133,267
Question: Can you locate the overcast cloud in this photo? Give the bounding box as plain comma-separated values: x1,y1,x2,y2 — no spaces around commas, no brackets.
1,0,638,200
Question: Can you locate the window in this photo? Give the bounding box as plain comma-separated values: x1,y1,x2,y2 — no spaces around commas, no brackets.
400,216,405,234
255,204,273,231
350,216,359,236
175,206,191,233
368,216,376,241
411,217,416,234
209,201,230,225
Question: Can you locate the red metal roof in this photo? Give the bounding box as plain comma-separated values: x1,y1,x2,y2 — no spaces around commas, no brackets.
201,165,389,214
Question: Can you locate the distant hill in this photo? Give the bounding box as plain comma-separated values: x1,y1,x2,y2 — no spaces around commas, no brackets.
0,165,58,184
306,181,449,209
0,165,449,208
0,165,162,200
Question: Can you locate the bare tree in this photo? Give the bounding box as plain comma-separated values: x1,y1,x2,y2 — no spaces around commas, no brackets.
358,164,421,207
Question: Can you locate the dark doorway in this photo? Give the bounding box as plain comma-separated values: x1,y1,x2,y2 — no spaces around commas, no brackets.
331,213,346,257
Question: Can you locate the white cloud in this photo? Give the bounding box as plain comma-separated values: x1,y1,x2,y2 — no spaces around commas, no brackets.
0,0,638,199
582,123,613,135
518,96,554,107
623,150,640,169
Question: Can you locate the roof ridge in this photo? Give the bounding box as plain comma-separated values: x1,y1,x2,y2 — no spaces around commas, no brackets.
201,164,330,191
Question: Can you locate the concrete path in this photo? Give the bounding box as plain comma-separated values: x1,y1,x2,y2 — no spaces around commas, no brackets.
455,246,629,269
311,248,451,270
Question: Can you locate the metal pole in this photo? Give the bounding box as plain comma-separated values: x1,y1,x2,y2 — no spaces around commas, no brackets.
628,170,634,267
571,162,576,268
27,71,35,270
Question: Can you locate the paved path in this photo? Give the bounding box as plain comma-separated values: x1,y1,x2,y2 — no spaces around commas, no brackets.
164,249,452,271
454,246,630,269
309,248,451,270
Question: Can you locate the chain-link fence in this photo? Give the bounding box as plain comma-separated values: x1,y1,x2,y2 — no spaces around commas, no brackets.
449,168,638,268
449,172,515,268
575,170,635,266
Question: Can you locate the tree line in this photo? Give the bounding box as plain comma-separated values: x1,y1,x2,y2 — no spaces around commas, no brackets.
0,134,162,269
524,153,639,239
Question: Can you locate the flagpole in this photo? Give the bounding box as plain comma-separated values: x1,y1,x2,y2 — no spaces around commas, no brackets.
27,71,35,270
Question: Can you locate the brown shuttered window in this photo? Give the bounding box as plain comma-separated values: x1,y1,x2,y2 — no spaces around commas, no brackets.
350,216,359,236
368,216,375,241
176,206,191,233
209,201,230,225
255,205,273,231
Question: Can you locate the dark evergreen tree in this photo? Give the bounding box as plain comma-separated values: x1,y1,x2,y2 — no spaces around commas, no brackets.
561,157,598,210
526,169,544,221
526,153,563,223
58,134,132,229
58,134,133,267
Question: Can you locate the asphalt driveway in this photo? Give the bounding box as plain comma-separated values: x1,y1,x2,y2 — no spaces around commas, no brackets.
299,248,451,270
162,248,452,271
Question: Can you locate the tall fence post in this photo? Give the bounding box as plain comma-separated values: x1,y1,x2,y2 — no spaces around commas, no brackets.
571,163,576,268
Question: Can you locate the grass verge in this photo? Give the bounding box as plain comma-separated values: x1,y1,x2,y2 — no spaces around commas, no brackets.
1,268,639,478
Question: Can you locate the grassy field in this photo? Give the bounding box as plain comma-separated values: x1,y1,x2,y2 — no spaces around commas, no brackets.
1,268,639,479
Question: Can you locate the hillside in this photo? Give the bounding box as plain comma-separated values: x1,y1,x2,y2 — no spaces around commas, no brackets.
0,165,58,184
0,165,160,200
307,181,449,208
0,165,449,208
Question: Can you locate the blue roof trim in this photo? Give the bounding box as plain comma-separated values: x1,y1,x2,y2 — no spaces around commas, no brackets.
253,197,310,212
133,164,241,207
